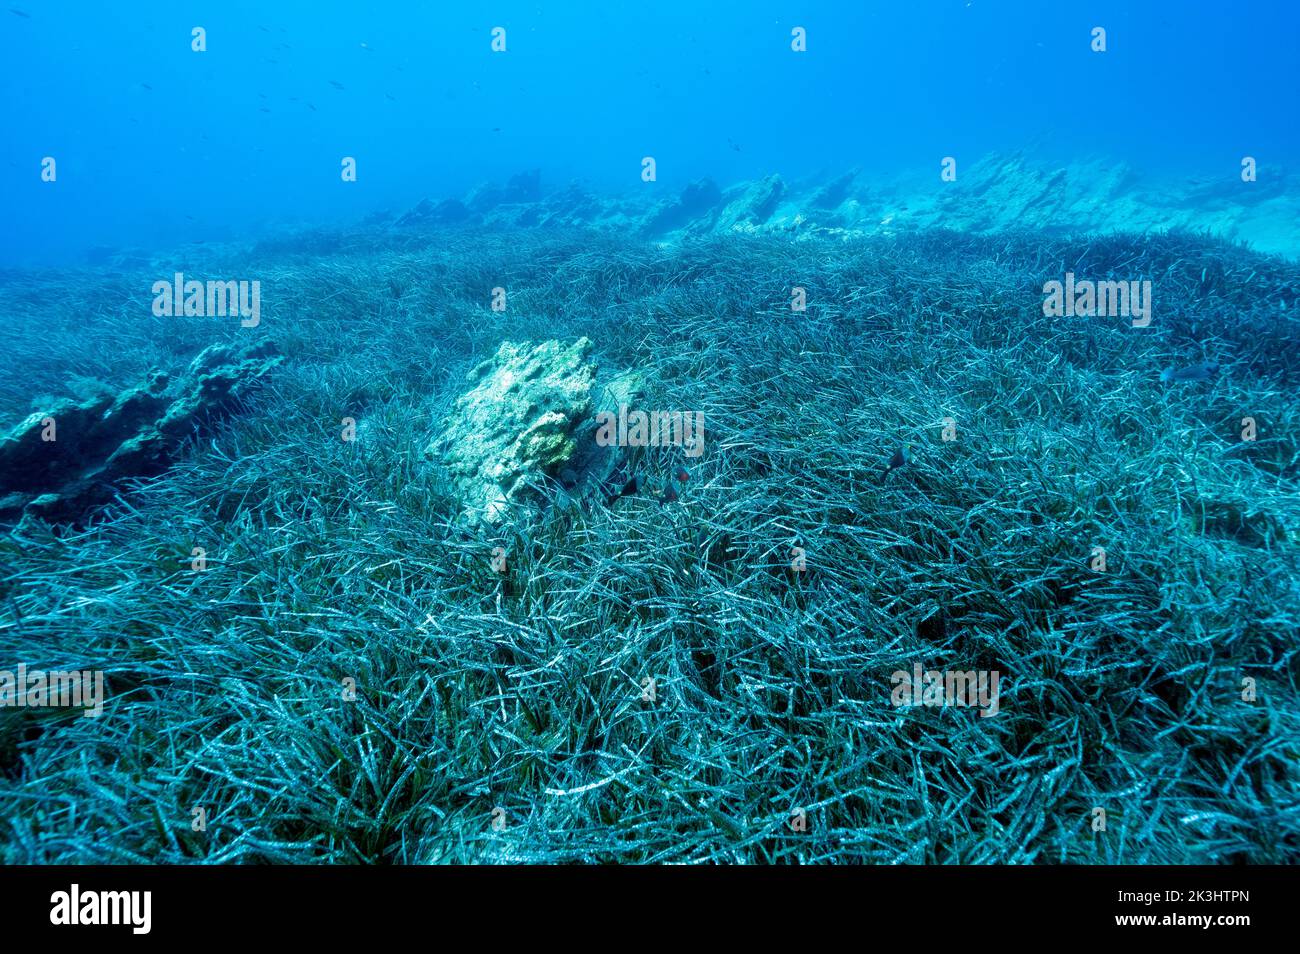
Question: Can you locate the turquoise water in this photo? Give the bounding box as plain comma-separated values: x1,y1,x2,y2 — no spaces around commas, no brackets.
3,0,1298,264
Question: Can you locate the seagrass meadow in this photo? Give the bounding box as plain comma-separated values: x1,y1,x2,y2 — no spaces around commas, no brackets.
0,221,1297,863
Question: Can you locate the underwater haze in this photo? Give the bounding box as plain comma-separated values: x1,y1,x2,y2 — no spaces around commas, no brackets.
3,0,1300,264
0,1,1298,867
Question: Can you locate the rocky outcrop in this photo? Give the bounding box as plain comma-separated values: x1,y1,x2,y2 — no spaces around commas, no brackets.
502,169,542,204
809,170,858,210
426,337,643,525
714,174,787,232
641,178,723,237
534,183,602,227
0,342,281,524
465,169,543,214
383,155,1300,258
395,197,472,227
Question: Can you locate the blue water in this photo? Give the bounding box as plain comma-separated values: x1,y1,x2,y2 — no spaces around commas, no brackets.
2,0,1297,265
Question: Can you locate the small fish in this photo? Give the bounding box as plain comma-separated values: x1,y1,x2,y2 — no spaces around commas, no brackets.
607,472,644,504
386,93,397,101
883,445,911,478
10,8,31,17
660,483,679,504
259,107,271,113
328,79,345,90
306,102,317,111
673,465,690,483
140,83,153,91
1160,361,1220,383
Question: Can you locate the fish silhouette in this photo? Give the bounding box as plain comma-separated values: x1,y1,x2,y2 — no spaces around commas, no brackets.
883,445,911,479
1160,361,1220,383
606,472,644,504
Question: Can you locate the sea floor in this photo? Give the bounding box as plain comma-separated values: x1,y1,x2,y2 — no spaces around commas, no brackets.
0,223,1297,863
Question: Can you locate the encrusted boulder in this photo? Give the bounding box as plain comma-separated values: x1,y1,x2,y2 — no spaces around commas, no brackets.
427,337,642,524
0,341,281,524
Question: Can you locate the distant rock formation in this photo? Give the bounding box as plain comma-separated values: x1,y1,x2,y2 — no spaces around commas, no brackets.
388,154,1300,258
426,337,643,525
808,170,858,210
0,342,281,524
395,197,471,227
464,169,543,214
714,174,787,232
641,178,723,237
